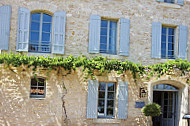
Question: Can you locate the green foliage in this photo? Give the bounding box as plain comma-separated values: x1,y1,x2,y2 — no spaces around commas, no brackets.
141,103,161,117
0,53,190,81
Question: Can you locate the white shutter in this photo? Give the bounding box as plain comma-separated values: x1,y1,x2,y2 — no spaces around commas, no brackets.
119,18,130,56
0,5,11,50
178,25,187,60
52,11,66,54
117,81,128,119
151,22,162,58
86,80,98,119
88,15,101,53
16,7,30,51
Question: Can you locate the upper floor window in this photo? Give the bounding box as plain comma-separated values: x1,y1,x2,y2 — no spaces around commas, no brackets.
164,0,175,3
161,27,175,59
100,20,117,55
30,77,46,98
29,13,52,53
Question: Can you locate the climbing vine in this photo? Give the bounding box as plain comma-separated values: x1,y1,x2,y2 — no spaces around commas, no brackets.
0,53,190,82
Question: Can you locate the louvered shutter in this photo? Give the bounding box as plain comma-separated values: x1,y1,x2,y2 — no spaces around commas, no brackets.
151,22,162,58
87,80,98,119
0,5,11,50
16,7,30,51
178,25,187,60
120,18,130,56
118,81,128,119
88,15,101,53
177,0,184,5
52,11,66,54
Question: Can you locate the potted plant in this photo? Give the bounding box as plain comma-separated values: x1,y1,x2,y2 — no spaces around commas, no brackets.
141,103,161,126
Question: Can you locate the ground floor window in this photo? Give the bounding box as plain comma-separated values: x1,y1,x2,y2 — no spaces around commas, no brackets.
30,77,46,98
98,82,115,118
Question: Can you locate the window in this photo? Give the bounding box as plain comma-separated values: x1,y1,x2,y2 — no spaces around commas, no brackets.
164,0,175,3
98,82,115,118
161,27,175,59
100,20,117,55
29,13,52,53
30,78,46,98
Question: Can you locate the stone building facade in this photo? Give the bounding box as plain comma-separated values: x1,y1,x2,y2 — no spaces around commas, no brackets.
0,0,190,126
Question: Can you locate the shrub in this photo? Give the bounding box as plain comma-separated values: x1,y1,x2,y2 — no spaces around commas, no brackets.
141,103,161,117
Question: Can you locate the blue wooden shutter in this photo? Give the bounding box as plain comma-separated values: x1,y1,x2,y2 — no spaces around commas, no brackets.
151,22,162,58
118,81,128,119
87,80,98,119
178,25,187,60
0,5,11,50
120,18,130,56
88,15,101,53
52,11,66,54
177,0,184,5
16,7,30,51
157,0,164,2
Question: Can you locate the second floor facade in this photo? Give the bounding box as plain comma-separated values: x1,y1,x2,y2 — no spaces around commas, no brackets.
0,0,190,65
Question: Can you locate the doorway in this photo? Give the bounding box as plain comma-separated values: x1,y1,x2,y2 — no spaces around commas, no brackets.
152,84,179,126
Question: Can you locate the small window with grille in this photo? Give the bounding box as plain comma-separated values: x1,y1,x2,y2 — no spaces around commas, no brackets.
30,78,46,98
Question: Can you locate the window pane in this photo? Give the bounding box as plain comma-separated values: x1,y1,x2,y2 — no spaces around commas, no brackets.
107,108,113,116
98,107,104,114
29,44,39,52
108,83,114,91
42,23,51,32
38,87,45,95
168,28,174,35
31,22,40,31
161,35,166,42
162,27,167,35
43,14,52,22
168,43,174,50
31,87,38,95
168,36,174,43
107,100,114,107
99,91,105,98
99,83,106,90
101,20,108,28
101,28,107,36
38,78,45,86
42,33,50,42
110,21,117,29
98,100,105,107
107,92,114,99
31,13,40,21
31,78,37,86
161,49,166,58
161,43,166,50
30,32,39,41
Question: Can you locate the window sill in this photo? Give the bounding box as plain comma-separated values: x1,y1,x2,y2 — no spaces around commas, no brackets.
157,2,181,9
93,119,121,124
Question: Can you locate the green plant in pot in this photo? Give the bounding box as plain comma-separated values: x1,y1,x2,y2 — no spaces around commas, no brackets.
141,103,161,126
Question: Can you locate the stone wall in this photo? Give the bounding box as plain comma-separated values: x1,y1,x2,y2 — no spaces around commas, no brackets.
0,0,190,64
0,0,190,125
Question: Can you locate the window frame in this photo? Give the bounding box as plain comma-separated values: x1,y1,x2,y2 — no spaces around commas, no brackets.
30,77,46,98
161,26,176,59
100,19,117,55
164,0,175,4
29,12,52,53
98,82,116,119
